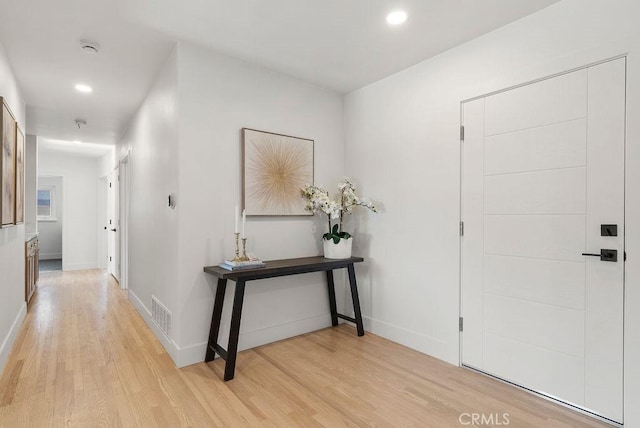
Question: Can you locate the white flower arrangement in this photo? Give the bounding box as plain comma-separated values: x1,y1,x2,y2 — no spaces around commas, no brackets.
301,179,378,243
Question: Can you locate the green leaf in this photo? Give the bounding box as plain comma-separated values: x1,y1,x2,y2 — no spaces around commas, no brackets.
332,224,339,234
333,235,340,244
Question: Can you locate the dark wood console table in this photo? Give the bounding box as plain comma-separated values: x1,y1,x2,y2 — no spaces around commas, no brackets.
203,256,365,381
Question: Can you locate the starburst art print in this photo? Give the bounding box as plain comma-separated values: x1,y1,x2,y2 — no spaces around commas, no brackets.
243,128,314,216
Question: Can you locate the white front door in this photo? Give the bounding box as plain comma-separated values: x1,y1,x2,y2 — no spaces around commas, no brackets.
461,58,625,423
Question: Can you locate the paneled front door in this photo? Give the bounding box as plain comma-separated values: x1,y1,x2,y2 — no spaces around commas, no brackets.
461,58,625,423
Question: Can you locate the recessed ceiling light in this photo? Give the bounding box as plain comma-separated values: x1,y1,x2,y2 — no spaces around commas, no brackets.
386,10,408,25
75,83,93,93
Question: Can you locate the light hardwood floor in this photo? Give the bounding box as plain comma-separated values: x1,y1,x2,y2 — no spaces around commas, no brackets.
0,269,611,427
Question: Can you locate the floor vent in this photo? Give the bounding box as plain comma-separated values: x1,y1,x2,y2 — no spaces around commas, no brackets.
151,295,172,337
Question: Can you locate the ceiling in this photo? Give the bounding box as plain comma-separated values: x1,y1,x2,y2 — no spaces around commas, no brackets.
38,138,114,158
0,0,561,148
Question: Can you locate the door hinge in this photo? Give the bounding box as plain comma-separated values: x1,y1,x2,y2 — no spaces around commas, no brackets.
460,125,465,141
460,221,464,236
459,317,464,332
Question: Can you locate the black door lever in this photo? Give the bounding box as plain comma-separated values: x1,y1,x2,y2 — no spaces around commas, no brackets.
582,249,617,262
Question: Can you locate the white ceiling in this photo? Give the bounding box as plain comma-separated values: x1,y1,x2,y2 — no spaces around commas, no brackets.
0,0,560,148
38,138,114,158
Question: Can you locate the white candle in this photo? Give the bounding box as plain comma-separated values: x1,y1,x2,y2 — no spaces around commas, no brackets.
235,205,239,234
242,209,246,238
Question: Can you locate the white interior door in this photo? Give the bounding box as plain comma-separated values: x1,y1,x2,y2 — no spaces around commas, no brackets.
107,168,120,281
97,176,108,270
461,58,625,423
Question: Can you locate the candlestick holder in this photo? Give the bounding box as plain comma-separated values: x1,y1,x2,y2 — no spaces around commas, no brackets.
233,233,242,262
241,238,249,261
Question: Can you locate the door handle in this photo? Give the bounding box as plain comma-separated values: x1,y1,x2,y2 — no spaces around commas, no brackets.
582,249,617,262
111,228,117,232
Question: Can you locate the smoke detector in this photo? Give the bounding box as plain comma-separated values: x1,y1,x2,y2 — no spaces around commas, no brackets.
80,40,100,54
75,119,87,129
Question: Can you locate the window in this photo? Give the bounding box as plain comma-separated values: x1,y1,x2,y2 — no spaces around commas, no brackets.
37,187,56,220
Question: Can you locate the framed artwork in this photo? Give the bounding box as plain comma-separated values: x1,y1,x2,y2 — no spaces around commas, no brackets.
15,125,24,224
242,128,314,216
1,99,16,227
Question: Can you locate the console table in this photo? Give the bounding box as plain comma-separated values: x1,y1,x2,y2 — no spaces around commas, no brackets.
203,256,365,381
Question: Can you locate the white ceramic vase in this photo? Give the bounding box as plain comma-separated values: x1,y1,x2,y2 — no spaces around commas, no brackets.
323,237,353,259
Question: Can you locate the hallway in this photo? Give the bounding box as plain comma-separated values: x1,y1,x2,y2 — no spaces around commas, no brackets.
38,259,62,272
0,270,610,427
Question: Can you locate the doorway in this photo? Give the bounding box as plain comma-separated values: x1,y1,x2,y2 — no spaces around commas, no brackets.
37,175,63,272
98,176,108,270
460,58,625,423
107,168,120,282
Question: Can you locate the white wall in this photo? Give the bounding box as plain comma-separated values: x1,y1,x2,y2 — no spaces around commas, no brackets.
98,149,115,178
37,176,63,259
38,151,100,271
120,43,346,366
174,42,345,365
0,39,26,376
344,0,640,424
117,47,181,359
24,135,37,233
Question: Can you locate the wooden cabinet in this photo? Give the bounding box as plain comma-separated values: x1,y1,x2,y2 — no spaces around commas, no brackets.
25,236,38,304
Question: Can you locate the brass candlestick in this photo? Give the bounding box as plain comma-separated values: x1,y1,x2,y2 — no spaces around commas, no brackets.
233,233,242,262
241,238,249,261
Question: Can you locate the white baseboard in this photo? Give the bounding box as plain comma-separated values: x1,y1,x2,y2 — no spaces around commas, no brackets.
128,289,332,368
0,303,27,377
175,313,332,368
128,289,179,363
127,292,453,369
39,252,62,260
363,315,456,365
62,262,97,271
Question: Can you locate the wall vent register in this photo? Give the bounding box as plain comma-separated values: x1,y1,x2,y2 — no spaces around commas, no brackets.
151,295,172,337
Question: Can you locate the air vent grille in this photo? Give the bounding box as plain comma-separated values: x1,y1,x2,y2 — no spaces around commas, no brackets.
151,295,172,337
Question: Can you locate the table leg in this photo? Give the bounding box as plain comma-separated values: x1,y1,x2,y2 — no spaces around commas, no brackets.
326,270,339,326
205,278,227,362
224,279,246,381
347,264,365,336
